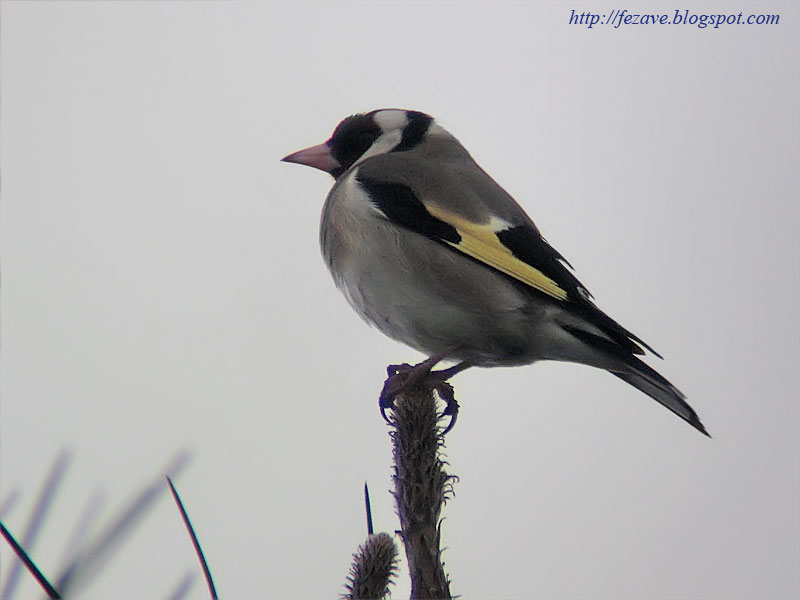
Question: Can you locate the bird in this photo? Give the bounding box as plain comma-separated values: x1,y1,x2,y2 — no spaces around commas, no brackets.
282,108,708,436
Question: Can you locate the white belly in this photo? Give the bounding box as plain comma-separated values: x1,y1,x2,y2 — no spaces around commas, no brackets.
319,171,542,366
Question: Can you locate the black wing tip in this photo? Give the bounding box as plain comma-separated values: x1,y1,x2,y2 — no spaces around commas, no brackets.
689,414,712,438
680,396,711,438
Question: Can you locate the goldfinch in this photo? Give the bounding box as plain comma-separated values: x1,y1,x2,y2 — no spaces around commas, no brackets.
282,109,707,436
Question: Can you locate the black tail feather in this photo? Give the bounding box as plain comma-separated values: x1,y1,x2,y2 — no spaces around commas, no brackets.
611,367,709,437
563,326,709,436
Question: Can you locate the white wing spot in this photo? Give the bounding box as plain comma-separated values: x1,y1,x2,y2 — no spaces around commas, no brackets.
488,216,514,232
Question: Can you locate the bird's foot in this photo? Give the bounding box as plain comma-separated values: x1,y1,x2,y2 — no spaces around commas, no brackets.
378,360,434,423
379,356,468,433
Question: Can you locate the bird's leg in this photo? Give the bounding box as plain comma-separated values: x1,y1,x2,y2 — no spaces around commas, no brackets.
429,360,472,382
379,350,471,433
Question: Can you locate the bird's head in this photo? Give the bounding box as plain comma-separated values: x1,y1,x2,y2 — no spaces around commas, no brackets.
282,109,434,179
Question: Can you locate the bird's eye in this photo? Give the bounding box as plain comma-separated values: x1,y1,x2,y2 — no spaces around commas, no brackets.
344,130,379,159
357,131,377,148
329,115,382,172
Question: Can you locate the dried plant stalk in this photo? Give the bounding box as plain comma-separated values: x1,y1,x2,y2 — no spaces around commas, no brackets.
390,383,453,599
343,532,399,600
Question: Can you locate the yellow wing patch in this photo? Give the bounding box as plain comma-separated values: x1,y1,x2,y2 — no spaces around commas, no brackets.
425,204,568,301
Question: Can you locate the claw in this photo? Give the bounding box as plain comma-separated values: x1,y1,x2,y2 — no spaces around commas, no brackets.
378,356,469,433
435,382,460,434
379,375,401,424
379,401,392,425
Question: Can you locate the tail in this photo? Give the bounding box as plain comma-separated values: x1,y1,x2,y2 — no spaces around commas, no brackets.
560,325,709,436
612,357,709,437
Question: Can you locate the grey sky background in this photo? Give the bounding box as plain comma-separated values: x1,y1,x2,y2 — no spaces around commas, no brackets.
1,1,798,598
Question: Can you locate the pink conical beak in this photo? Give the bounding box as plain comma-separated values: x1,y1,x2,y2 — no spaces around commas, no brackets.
281,142,340,174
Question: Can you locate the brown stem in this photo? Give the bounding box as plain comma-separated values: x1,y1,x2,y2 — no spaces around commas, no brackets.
389,381,454,599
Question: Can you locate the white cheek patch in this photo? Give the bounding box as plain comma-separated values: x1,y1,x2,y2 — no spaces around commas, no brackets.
352,129,404,168
373,109,409,134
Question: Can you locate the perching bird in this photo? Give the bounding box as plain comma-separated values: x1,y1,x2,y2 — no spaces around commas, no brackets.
282,109,707,436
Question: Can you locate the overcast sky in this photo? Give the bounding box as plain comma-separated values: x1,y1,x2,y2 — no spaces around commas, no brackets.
1,2,798,599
